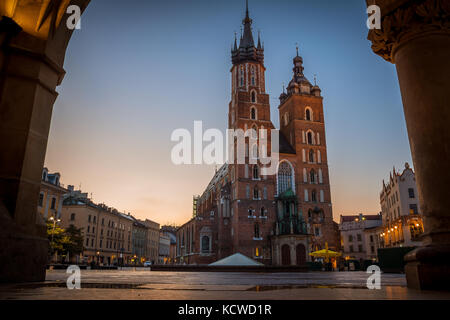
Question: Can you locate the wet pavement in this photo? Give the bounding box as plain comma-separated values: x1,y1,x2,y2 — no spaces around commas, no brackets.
1,269,449,300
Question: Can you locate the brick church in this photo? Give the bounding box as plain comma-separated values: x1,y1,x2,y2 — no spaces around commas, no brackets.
176,4,339,265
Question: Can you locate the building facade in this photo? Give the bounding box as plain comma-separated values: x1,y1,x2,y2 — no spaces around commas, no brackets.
339,213,382,261
372,163,424,253
141,219,160,264
176,4,338,265
161,225,178,264
37,168,67,222
131,218,148,264
61,190,135,265
159,233,171,264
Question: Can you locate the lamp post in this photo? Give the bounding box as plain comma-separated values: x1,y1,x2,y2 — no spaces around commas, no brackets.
49,216,61,263
49,216,61,245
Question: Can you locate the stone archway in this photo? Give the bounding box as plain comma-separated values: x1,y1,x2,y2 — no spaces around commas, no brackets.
0,0,90,283
281,244,291,266
296,243,306,265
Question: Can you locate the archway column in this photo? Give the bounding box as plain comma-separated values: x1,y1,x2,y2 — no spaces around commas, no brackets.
367,0,450,290
0,0,90,283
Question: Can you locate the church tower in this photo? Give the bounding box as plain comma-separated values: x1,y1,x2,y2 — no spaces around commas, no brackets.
227,2,276,263
229,1,270,131
278,48,337,252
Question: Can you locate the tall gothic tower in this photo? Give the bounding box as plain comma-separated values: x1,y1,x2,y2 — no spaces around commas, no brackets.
227,3,276,263
278,48,337,252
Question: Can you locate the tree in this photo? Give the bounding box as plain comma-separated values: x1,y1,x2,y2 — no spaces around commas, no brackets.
46,221,66,254
47,222,84,262
64,225,84,256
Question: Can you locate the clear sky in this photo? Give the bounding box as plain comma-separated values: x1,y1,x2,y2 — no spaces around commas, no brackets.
44,0,413,225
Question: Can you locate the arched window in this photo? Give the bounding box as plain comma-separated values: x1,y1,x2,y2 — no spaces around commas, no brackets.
254,187,259,199
260,207,265,217
310,170,316,183
253,165,259,179
250,106,256,120
254,223,260,238
240,66,244,87
201,235,210,253
311,190,317,202
251,124,258,138
305,107,313,121
284,113,289,126
248,207,254,216
307,131,313,145
251,91,256,103
251,66,255,86
251,144,258,159
277,161,294,194
309,149,315,163
317,150,321,163
318,169,323,183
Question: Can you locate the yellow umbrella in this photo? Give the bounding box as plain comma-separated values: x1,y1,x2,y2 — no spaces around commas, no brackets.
309,242,341,263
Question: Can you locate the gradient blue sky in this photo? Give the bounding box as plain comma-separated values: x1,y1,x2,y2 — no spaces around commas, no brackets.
44,0,413,225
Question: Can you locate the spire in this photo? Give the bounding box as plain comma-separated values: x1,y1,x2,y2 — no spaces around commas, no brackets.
240,0,254,48
231,0,264,65
245,0,249,20
257,30,262,49
233,32,237,51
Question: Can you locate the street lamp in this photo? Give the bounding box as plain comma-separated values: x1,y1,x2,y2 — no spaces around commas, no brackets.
49,216,61,262
49,216,61,244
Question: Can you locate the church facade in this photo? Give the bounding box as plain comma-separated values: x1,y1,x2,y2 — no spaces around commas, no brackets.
176,5,338,265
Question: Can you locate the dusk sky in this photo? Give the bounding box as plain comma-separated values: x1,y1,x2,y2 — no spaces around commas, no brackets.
44,0,413,225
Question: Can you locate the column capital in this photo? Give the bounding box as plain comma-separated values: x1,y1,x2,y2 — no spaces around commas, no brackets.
367,0,450,63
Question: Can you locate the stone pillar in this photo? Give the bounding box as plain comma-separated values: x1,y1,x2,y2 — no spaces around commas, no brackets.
0,0,90,283
367,0,450,290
